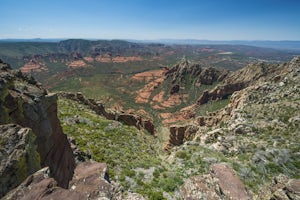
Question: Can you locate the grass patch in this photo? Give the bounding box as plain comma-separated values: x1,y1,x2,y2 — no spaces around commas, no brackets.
195,97,230,116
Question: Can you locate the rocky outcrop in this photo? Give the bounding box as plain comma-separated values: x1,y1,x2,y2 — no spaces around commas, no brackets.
59,92,156,135
3,167,85,200
165,59,229,86
170,84,180,94
164,124,199,150
1,60,128,199
133,60,229,112
69,161,115,199
197,62,281,105
178,56,300,199
197,82,244,104
211,164,252,200
0,124,40,197
20,58,48,73
197,56,300,128
68,137,91,163
196,88,246,127
4,161,118,200
117,113,156,135
58,92,108,117
0,60,75,191
258,174,300,200
180,163,252,200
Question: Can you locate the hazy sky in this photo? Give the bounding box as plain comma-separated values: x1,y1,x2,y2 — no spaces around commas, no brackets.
1,0,299,40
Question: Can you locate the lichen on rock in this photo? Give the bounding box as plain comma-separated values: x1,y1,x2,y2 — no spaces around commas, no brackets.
0,124,40,197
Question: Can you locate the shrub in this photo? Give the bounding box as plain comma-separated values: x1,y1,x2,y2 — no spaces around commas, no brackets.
153,168,160,178
175,151,188,159
148,191,166,200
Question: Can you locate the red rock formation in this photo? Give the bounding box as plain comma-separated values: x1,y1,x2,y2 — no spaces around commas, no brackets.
95,53,112,62
134,60,228,113
68,60,88,69
20,59,48,73
83,56,94,62
131,69,165,82
159,104,196,125
164,124,199,150
135,76,165,104
112,56,143,63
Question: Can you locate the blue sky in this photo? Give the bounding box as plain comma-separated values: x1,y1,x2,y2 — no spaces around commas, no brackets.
0,0,299,40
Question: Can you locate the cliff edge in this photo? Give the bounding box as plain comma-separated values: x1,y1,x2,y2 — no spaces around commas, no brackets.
0,59,75,196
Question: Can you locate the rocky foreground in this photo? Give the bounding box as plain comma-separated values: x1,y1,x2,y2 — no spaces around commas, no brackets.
0,60,114,199
0,57,300,199
164,57,300,199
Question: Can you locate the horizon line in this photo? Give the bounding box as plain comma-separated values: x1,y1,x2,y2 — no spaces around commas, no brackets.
1,38,300,42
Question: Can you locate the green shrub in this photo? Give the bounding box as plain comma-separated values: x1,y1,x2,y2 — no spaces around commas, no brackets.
148,191,166,200
175,151,188,159
153,168,160,178
123,169,136,178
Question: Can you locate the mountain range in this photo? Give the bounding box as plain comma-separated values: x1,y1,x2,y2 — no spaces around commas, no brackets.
2,38,300,51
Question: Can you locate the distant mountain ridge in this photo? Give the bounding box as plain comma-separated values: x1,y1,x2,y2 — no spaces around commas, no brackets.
130,39,300,51
0,39,295,68
1,38,300,51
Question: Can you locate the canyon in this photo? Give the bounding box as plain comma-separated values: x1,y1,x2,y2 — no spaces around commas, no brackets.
0,40,299,199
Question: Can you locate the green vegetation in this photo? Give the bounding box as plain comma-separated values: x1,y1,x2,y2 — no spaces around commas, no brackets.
58,98,181,198
58,97,238,199
195,97,230,116
0,42,57,58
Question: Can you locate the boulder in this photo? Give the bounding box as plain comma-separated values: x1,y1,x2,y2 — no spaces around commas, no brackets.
258,174,300,200
4,161,117,200
211,164,252,200
3,167,85,200
180,174,222,200
180,163,252,200
69,161,114,199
